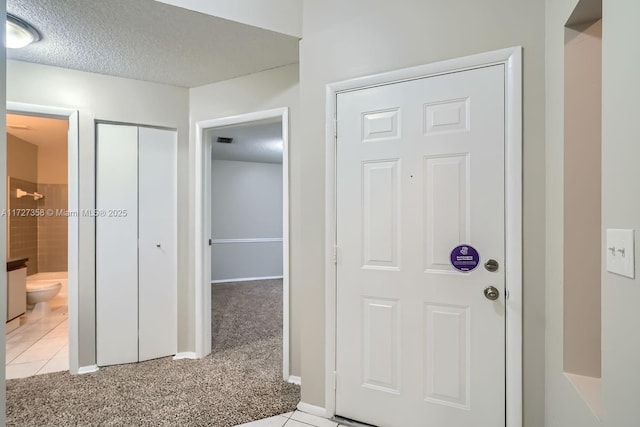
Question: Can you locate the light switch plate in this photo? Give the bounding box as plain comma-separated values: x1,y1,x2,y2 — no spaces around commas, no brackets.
606,229,635,278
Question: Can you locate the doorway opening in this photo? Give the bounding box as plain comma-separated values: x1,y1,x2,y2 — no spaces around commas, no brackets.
5,103,79,378
195,108,291,381
208,121,284,284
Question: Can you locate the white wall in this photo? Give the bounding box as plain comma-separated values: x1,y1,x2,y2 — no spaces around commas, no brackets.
6,60,190,367
600,1,640,424
298,1,546,425
155,0,302,37
189,63,300,374
211,160,283,282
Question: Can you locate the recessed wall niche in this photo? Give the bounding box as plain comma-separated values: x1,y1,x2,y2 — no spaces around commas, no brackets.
563,0,602,416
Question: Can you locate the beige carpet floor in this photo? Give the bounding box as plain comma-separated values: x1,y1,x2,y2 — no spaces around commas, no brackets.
6,279,299,426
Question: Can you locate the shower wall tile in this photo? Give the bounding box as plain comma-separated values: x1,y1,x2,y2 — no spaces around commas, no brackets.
37,183,68,272
7,179,69,274
8,177,38,275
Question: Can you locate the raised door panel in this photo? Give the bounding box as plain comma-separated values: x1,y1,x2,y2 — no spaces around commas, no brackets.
362,160,401,270
336,64,506,427
423,155,470,273
424,303,470,409
362,297,401,393
96,123,139,366
138,127,178,361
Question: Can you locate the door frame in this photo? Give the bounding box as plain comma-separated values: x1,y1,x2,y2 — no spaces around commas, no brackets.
6,102,80,374
324,47,522,426
193,107,291,380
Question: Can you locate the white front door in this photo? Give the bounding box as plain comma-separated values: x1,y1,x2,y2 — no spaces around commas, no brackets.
336,65,506,427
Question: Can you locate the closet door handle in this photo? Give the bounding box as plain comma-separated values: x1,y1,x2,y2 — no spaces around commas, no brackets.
156,243,161,248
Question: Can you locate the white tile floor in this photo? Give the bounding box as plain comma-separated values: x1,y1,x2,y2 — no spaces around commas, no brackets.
5,303,69,379
236,410,349,427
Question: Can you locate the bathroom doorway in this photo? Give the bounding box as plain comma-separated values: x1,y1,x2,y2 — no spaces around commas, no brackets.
5,111,71,378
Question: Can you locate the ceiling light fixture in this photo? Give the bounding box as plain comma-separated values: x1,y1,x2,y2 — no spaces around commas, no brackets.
6,13,41,49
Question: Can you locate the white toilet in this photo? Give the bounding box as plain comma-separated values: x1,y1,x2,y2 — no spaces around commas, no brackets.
26,279,62,317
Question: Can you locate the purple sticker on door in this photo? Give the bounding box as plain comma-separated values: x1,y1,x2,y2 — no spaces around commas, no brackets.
450,245,480,272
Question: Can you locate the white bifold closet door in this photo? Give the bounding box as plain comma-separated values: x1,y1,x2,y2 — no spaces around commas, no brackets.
96,123,177,366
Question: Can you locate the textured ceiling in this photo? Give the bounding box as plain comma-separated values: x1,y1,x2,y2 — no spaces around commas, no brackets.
210,121,282,164
7,0,299,88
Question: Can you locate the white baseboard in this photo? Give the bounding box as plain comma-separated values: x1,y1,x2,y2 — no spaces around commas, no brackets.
296,402,326,418
173,352,198,360
288,375,301,385
78,365,99,375
211,275,283,284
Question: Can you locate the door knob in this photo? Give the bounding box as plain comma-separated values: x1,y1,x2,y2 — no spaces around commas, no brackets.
484,286,500,301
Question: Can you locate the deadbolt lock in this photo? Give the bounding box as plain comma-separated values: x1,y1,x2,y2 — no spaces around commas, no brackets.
484,259,499,272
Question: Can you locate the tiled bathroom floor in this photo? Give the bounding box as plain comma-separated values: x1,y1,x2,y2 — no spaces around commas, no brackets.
5,305,69,379
236,410,349,427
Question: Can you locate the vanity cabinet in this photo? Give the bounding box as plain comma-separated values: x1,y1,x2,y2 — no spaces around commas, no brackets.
7,258,28,325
